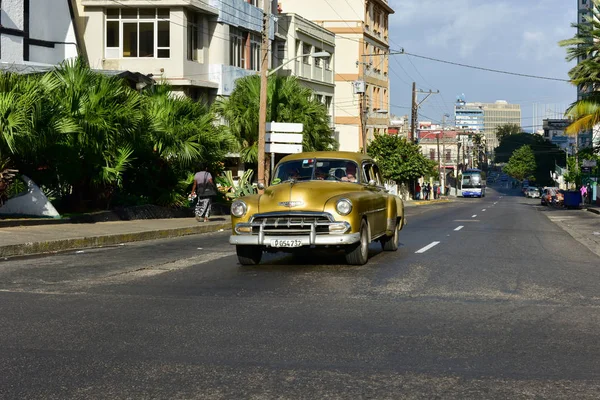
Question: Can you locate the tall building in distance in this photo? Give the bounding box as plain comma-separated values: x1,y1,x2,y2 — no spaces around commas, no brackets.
454,98,521,153
278,0,394,151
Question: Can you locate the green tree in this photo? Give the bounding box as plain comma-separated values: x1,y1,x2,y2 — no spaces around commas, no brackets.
120,84,237,207
366,133,436,183
495,123,521,144
494,132,563,185
213,75,337,163
504,145,536,181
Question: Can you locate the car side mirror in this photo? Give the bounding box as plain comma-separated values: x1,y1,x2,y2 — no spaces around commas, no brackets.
368,179,376,187
257,182,265,190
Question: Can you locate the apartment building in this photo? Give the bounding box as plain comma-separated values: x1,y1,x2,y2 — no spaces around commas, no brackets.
0,0,79,67
77,0,276,102
274,13,335,128
278,0,394,151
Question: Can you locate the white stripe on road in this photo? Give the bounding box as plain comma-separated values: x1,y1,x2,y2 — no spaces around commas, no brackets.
494,202,498,205
454,226,464,231
415,241,440,253
482,209,486,211
472,214,477,218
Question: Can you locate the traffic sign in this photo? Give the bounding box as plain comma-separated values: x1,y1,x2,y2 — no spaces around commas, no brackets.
265,122,303,133
265,143,303,154
265,133,303,144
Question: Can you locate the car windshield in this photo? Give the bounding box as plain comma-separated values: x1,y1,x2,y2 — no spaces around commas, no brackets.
271,159,360,184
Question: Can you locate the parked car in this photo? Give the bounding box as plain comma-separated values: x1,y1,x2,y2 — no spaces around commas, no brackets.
229,151,406,266
541,187,558,206
526,187,540,198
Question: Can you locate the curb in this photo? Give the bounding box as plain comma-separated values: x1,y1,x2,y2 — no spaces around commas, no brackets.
410,199,452,206
587,207,600,215
0,222,231,258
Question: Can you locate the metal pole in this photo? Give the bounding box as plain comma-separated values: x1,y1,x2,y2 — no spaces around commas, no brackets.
257,0,270,190
410,82,417,142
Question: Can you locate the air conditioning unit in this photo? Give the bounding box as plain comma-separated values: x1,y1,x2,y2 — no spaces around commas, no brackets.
353,80,366,94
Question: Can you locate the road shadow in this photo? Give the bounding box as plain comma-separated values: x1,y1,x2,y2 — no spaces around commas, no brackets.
242,242,393,270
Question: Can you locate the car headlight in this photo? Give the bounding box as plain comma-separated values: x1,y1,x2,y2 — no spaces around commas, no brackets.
231,200,247,217
336,198,352,215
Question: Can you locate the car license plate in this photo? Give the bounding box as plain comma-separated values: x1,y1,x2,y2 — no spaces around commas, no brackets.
270,239,302,248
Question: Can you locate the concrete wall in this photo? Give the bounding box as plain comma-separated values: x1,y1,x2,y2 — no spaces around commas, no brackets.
1,0,77,64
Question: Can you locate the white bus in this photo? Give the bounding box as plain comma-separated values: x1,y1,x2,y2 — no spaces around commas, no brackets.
461,169,486,198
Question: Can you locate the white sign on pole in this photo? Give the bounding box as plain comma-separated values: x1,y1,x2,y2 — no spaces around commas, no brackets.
265,133,303,144
265,143,303,154
265,122,303,133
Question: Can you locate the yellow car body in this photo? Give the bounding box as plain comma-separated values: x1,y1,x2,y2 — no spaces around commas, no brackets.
229,151,405,265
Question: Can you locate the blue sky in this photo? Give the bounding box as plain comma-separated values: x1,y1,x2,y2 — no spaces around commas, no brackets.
387,0,577,132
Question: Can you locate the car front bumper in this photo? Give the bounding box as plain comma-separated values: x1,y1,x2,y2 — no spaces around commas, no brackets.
230,233,361,246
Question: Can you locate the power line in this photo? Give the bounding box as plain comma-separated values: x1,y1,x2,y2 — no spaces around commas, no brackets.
402,52,570,82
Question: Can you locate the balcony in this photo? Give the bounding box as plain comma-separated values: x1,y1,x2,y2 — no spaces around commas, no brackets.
208,64,255,96
207,0,275,38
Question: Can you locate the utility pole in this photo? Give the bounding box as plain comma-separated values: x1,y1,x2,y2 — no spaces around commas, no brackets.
410,84,440,142
257,0,271,188
410,82,417,142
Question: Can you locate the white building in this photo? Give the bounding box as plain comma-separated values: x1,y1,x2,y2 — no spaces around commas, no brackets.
0,0,79,67
77,0,277,101
274,13,335,129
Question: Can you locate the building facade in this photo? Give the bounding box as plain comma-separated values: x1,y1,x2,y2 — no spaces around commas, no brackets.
278,0,394,151
454,99,521,153
77,0,276,101
0,0,79,66
543,118,575,153
454,100,484,133
275,13,335,129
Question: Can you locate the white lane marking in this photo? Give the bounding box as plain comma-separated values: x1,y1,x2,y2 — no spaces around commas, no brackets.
494,202,498,205
415,241,440,253
454,226,464,231
472,214,477,218
482,209,486,211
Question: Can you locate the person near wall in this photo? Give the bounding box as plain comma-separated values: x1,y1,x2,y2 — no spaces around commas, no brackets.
191,165,216,222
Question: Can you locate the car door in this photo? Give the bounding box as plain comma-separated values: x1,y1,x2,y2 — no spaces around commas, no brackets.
361,162,387,236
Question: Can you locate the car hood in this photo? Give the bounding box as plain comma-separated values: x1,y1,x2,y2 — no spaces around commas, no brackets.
258,180,363,213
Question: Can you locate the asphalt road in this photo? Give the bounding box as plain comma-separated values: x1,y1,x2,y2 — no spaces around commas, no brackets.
1,185,600,399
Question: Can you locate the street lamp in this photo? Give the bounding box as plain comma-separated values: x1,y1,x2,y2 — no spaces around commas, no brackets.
268,51,330,76
257,51,331,187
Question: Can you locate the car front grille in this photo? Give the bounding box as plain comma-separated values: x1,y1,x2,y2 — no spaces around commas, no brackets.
250,213,333,235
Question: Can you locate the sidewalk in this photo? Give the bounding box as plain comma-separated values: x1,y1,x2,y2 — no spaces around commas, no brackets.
0,217,231,258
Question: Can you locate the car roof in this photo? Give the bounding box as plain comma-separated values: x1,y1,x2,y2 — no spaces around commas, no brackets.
279,151,374,164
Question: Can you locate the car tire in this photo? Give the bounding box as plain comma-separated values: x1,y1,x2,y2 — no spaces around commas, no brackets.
345,220,369,265
236,245,262,265
380,221,399,252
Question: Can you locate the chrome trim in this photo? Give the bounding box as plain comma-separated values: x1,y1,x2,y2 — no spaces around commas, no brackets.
230,233,361,246
362,207,387,215
249,211,335,223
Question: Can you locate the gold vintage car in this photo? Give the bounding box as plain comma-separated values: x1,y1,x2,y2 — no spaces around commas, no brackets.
229,151,406,265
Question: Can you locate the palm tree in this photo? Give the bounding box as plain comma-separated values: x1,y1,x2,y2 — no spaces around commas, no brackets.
559,0,600,91
559,0,600,142
212,75,337,163
38,58,144,210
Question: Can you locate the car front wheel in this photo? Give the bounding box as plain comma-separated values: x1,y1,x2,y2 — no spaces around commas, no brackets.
345,220,369,265
236,245,263,265
381,221,399,251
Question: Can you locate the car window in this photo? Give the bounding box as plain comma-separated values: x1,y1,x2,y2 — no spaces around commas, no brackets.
271,159,360,184
362,163,373,183
372,164,383,186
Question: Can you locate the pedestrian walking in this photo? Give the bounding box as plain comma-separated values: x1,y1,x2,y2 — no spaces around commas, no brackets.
415,183,421,200
437,185,441,198
433,183,438,200
586,183,592,204
426,183,432,200
580,184,587,205
423,184,429,200
191,165,216,222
